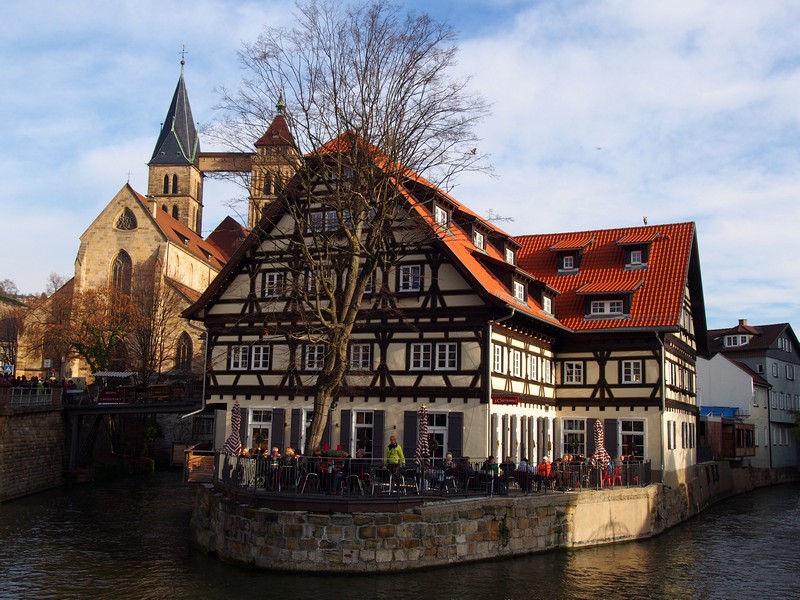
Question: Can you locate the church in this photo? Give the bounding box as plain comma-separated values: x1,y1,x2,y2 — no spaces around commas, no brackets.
17,63,296,384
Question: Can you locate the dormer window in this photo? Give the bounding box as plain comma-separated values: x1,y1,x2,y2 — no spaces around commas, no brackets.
724,335,750,348
505,247,515,265
473,230,485,250
513,280,526,302
542,295,553,314
433,205,448,228
562,255,575,270
590,298,625,316
624,246,648,269
630,250,643,265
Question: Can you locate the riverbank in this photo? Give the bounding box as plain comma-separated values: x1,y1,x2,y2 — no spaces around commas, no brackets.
189,460,799,572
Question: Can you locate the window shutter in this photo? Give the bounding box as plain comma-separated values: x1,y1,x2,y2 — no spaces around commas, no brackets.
587,418,597,456
239,407,249,449
290,408,302,451
340,410,352,454
272,409,285,450
448,412,463,458
372,410,385,458
404,411,417,453
604,419,619,457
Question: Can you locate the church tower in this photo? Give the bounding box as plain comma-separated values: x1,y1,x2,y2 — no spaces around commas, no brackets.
248,96,301,230
147,61,204,234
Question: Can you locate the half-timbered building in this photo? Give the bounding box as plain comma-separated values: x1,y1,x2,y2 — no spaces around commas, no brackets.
516,223,708,486
184,152,568,464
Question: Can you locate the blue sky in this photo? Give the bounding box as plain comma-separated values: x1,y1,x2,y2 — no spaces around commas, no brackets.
2,0,799,331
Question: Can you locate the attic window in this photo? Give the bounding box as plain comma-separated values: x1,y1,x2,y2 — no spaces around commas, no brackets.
542,295,553,314
724,335,750,348
433,205,448,228
588,298,627,319
505,247,515,265
513,280,526,302
625,247,648,269
473,230,485,250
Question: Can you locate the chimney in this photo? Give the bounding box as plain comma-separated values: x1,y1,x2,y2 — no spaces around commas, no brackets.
739,319,747,327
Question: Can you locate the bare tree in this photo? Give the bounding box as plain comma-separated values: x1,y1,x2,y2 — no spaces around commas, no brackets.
0,279,19,297
45,273,68,297
127,266,187,383
208,0,490,454
51,286,136,375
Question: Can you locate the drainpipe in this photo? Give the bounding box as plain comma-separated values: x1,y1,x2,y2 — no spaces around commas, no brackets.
486,308,516,456
655,331,666,485
180,320,208,420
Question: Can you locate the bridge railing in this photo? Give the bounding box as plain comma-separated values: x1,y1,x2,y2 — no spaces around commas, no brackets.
0,386,61,410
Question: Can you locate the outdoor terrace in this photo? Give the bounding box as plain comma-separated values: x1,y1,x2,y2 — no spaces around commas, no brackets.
190,451,652,513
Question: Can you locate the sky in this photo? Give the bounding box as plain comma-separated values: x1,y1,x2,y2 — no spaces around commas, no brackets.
2,0,799,331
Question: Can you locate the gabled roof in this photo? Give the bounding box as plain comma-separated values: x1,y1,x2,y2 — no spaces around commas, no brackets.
165,276,202,304
255,111,297,149
183,146,565,330
149,70,200,166
616,231,661,245
205,216,247,259
549,236,594,251
708,322,799,354
730,359,770,387
515,223,706,334
150,200,230,270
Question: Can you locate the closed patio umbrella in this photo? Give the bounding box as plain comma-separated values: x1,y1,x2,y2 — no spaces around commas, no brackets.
592,419,611,470
414,404,430,469
223,400,242,455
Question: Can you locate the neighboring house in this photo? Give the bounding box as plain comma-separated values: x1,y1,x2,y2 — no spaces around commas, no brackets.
696,353,765,466
515,224,708,487
707,320,800,469
184,135,709,487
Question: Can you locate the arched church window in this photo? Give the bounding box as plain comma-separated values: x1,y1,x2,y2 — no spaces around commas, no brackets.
163,174,169,194
161,204,168,212
172,205,179,219
172,174,178,194
111,251,132,295
175,332,193,371
115,208,138,230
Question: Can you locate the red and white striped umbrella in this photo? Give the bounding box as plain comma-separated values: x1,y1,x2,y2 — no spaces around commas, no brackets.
223,400,242,455
414,404,430,468
592,419,611,469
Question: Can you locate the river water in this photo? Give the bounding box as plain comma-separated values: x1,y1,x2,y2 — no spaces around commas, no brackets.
0,471,798,600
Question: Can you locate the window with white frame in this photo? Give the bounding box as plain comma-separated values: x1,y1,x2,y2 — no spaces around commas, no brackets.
563,361,583,384
786,364,795,380
349,343,372,371
529,355,538,381
504,247,515,265
770,391,777,408
562,419,586,455
248,409,272,452
629,249,643,265
398,265,422,292
435,343,458,370
353,410,374,458
621,360,642,383
621,420,645,458
513,281,526,302
410,343,432,370
681,422,687,448
590,299,624,316
230,345,249,370
542,295,552,314
772,363,779,377
493,345,504,373
433,205,448,228
562,255,575,270
263,272,284,297
428,412,448,460
724,334,751,347
251,345,270,370
510,349,522,377
473,230,485,250
305,344,325,371
542,358,552,384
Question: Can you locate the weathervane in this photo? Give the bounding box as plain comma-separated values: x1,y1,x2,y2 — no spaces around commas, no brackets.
180,44,188,70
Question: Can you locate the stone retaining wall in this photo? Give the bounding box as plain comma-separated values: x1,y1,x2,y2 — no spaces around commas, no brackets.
190,462,798,573
0,407,65,502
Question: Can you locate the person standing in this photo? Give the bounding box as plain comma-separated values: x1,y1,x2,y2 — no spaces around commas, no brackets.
385,435,405,491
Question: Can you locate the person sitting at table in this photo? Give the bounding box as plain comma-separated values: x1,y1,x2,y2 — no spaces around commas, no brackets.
266,446,282,489
515,457,533,492
499,455,516,492
536,457,552,491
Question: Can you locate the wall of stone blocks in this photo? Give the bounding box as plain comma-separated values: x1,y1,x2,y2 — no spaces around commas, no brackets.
0,407,65,502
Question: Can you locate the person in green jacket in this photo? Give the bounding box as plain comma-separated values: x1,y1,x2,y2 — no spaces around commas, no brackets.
385,435,405,473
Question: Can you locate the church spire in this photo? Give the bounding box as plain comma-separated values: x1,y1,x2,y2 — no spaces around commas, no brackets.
149,62,200,166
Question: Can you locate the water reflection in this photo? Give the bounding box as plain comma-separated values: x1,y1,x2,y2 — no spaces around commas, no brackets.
0,471,798,599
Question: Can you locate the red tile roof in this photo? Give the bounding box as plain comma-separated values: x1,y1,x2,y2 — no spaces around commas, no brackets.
255,114,296,148
516,223,697,331
549,236,594,251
